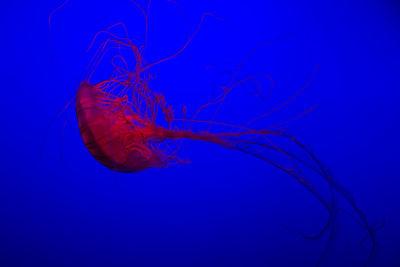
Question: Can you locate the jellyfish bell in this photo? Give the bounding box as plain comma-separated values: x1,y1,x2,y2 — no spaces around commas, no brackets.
75,81,168,173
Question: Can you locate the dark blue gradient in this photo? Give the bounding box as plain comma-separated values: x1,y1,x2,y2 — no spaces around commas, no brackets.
1,0,399,266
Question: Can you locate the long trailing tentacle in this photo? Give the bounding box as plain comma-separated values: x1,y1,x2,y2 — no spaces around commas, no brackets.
172,123,372,265
226,131,375,265
281,133,376,265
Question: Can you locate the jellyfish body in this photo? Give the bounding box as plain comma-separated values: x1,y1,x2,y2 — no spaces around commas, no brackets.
76,82,163,172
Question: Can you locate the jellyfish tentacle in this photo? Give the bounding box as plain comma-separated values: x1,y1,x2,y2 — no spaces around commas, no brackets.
279,133,376,265
141,12,224,72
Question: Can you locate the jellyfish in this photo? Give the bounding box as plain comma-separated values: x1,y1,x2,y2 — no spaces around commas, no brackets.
50,1,378,265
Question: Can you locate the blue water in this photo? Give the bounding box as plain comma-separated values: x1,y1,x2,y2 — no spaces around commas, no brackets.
1,0,399,266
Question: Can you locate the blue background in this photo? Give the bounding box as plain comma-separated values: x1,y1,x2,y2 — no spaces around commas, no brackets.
1,0,399,266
